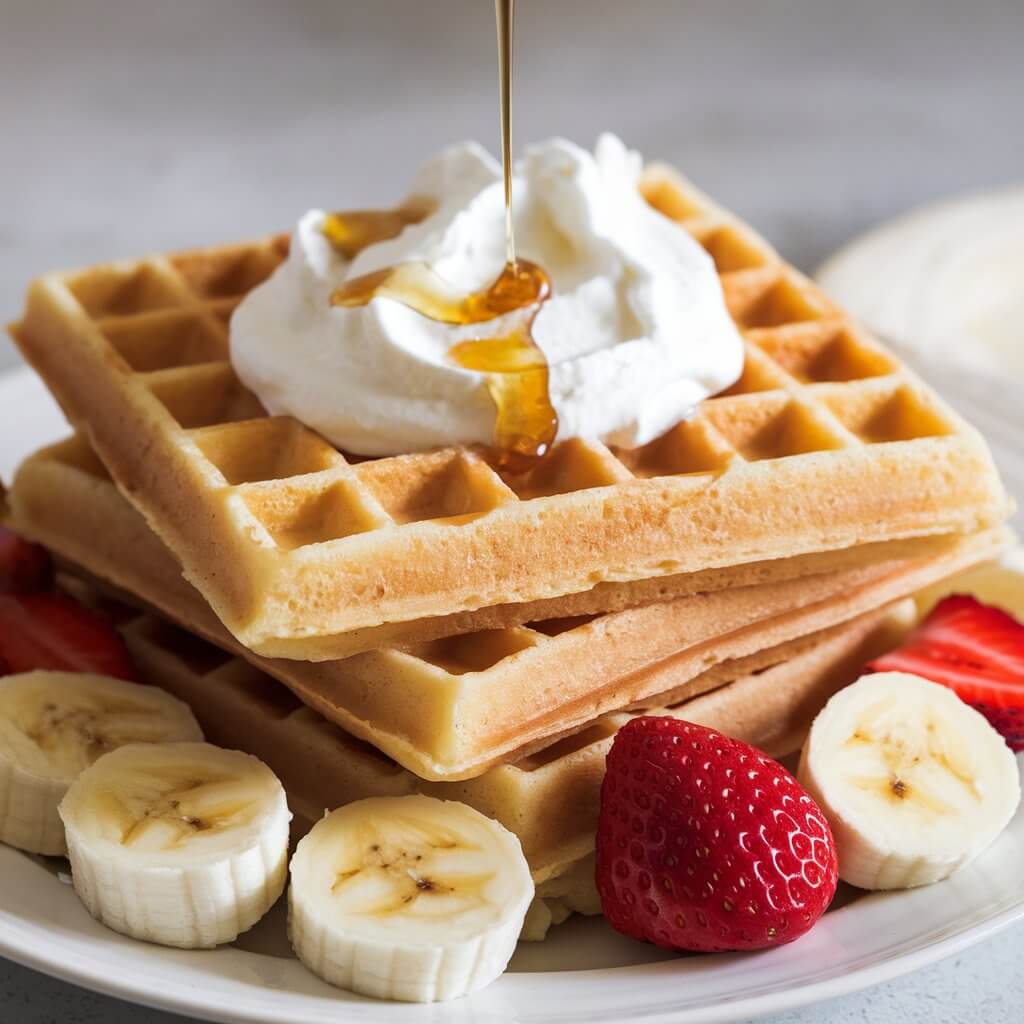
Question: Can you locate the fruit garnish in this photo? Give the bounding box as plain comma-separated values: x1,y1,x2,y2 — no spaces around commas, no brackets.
0,525,54,593
595,717,838,952
0,592,135,680
799,672,1020,890
0,671,202,856
289,795,534,1002
60,742,288,948
868,594,1024,751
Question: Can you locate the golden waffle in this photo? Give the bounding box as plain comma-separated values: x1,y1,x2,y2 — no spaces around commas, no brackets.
64,573,912,899
9,435,1007,780
6,442,964,661
9,166,1008,660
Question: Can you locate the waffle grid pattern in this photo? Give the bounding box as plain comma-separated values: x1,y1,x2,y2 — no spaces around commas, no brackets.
55,204,955,497
13,166,1007,657
11,437,1003,780
88,579,907,886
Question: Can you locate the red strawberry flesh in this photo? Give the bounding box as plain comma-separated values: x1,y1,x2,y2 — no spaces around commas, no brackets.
868,594,1024,751
0,525,54,593
0,591,135,680
596,716,838,953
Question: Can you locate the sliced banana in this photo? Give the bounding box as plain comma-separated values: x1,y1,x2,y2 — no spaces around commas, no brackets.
59,741,291,948
288,795,534,1003
0,671,203,856
915,547,1024,620
799,671,1021,890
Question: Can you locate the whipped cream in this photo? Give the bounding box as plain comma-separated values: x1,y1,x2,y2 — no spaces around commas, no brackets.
230,134,744,456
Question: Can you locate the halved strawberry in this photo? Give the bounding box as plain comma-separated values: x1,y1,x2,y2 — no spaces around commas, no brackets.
0,525,54,593
0,591,136,680
868,594,1024,751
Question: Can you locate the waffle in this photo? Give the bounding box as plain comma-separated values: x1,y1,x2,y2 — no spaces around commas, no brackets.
9,435,1007,780
9,166,1008,660
6,444,963,662
64,574,913,909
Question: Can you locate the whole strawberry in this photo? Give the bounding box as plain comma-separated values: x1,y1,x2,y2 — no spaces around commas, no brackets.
596,717,838,952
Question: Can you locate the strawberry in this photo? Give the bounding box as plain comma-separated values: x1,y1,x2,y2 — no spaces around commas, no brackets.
868,594,1024,751
0,591,135,680
596,717,838,952
0,525,54,593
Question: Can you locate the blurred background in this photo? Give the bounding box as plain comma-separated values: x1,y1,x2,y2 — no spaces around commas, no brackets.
2,0,1022,374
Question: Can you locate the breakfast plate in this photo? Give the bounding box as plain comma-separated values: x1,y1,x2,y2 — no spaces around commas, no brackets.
1,363,1023,1023
816,187,1024,380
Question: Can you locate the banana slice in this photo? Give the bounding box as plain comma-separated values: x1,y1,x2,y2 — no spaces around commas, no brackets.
59,741,291,948
799,671,1021,890
288,795,534,1003
915,547,1024,620
0,670,203,856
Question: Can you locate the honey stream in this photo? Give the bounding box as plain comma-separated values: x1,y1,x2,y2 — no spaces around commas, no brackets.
322,0,557,467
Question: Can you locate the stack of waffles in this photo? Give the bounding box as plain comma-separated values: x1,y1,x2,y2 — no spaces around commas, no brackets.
5,166,1012,937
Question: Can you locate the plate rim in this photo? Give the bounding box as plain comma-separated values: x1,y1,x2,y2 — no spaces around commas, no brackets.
2,865,1023,1024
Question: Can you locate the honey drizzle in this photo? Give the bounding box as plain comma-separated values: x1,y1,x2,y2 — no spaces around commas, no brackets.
321,196,435,260
322,0,558,467
331,259,555,467
495,0,517,267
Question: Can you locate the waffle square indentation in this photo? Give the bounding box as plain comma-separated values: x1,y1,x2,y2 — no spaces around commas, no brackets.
240,476,390,550
355,451,516,525
102,312,228,372
144,364,265,430
65,263,184,318
518,717,623,770
191,418,346,485
640,173,709,222
754,325,898,384
718,344,790,396
703,395,848,462
725,272,830,329
824,383,956,444
616,419,734,478
172,245,284,300
507,438,634,498
692,223,773,274
407,627,543,675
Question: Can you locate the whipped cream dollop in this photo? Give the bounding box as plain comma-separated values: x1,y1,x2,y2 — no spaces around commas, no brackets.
230,134,744,456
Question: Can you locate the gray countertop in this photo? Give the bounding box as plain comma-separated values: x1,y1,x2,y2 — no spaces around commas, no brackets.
1,1,1022,1020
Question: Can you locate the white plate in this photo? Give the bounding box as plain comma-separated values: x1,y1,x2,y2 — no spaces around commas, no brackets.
1,364,1023,1024
815,187,1024,380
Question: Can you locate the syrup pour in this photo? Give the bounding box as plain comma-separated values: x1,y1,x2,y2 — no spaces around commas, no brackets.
332,259,555,468
495,0,517,269
323,0,557,468
321,196,434,260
